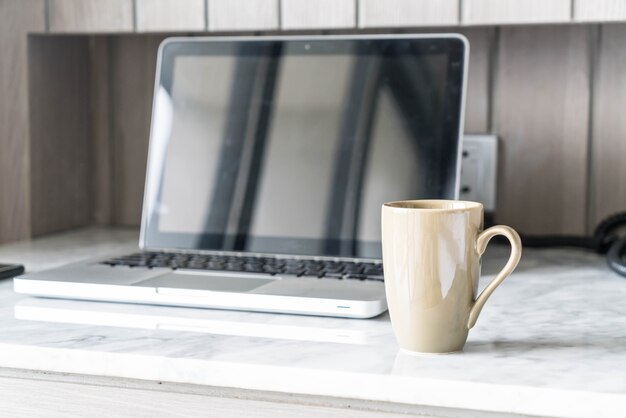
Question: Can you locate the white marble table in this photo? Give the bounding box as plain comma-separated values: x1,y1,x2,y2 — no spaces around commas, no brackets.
0,228,625,417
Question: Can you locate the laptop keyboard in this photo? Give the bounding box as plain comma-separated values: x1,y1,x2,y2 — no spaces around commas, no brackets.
100,252,384,281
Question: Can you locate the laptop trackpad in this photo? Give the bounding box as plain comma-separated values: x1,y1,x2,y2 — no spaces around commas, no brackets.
134,271,276,293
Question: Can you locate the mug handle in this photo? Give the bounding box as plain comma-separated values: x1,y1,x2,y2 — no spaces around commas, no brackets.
467,225,522,329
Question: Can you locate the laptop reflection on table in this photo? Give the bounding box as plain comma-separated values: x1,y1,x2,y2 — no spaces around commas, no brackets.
14,298,388,345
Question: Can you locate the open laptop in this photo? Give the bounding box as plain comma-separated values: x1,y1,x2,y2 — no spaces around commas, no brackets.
14,34,468,318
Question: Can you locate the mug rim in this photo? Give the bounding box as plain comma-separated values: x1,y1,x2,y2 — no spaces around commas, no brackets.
383,199,483,212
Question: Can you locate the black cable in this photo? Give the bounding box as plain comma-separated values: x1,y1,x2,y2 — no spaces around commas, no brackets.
519,235,597,250
593,211,626,253
607,237,626,277
516,211,626,278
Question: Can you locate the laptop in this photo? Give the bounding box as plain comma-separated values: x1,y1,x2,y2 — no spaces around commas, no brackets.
14,34,468,319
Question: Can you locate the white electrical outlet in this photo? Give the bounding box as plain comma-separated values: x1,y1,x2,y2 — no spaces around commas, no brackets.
460,135,498,212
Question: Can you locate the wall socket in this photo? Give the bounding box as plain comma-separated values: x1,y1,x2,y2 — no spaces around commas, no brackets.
460,135,498,212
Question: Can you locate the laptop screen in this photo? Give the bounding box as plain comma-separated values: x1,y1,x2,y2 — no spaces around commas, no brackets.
142,36,467,259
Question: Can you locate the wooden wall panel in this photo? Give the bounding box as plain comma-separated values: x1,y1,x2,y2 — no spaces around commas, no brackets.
28,37,94,236
281,0,356,30
458,28,493,133
0,0,46,244
358,0,458,28
136,0,206,32
589,24,626,226
462,0,571,26
209,0,279,31
574,0,626,22
492,26,591,235
89,37,113,226
49,0,134,33
110,35,166,226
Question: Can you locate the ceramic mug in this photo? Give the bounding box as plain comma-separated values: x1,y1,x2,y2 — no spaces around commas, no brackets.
381,200,522,354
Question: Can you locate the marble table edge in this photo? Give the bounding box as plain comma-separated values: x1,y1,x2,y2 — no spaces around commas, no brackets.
0,342,622,418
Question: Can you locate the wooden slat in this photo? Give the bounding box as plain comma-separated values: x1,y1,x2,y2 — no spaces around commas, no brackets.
589,24,626,226
462,0,571,25
110,35,166,226
574,0,626,22
358,0,458,28
136,0,206,32
209,0,279,31
458,28,493,133
0,0,46,244
281,0,356,30
28,37,94,236
492,26,591,235
89,37,113,226
49,0,134,33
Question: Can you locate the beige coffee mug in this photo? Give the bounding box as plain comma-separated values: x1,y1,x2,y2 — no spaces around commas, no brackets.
381,200,522,354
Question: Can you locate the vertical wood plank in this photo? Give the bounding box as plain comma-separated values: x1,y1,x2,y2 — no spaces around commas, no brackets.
90,37,113,225
358,0,458,28
590,24,626,226
29,36,94,236
136,0,206,32
492,26,591,235
0,0,46,244
462,0,571,25
110,35,166,226
281,0,356,30
574,0,626,22
49,0,134,33
209,0,279,31
458,28,493,133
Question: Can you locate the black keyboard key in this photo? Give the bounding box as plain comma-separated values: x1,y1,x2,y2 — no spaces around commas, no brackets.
148,259,169,268
343,265,364,274
303,269,324,277
363,263,382,270
346,274,368,280
117,260,140,267
265,262,285,270
285,262,305,270
225,264,245,272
